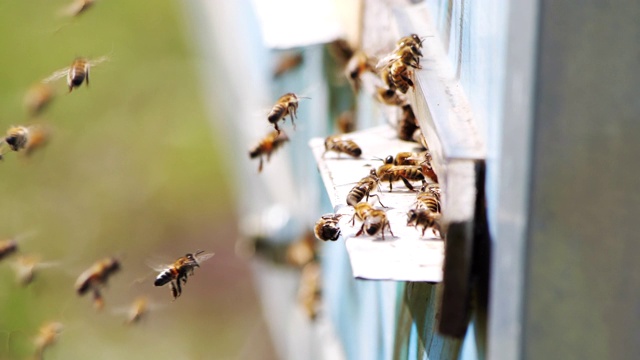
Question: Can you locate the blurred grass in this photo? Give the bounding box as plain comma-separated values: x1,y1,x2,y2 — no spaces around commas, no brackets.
0,0,270,359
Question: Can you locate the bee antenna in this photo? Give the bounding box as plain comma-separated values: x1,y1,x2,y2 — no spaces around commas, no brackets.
195,250,205,256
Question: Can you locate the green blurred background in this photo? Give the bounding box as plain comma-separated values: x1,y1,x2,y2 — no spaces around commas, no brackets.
0,0,272,359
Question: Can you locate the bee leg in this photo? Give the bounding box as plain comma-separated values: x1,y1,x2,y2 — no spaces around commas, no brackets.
170,281,178,300
258,157,264,173
400,177,415,191
85,68,90,87
356,223,365,237
388,223,396,238
175,278,183,297
371,194,387,208
349,213,357,226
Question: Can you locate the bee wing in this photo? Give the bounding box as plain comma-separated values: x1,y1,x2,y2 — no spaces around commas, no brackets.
144,259,169,273
42,68,70,84
375,53,401,70
195,252,215,264
88,56,110,67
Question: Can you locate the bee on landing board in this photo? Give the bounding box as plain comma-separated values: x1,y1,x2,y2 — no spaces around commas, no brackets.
323,135,362,158
346,169,385,207
154,250,214,300
267,93,309,133
43,56,109,92
314,214,343,241
349,203,395,240
75,257,120,310
249,130,289,173
407,209,442,238
33,321,63,360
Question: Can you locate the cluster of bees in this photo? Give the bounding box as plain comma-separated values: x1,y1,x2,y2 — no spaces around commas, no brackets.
1,3,216,359
313,33,443,243
246,34,441,321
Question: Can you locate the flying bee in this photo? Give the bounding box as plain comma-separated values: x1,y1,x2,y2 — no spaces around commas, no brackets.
11,255,58,286
273,52,303,78
34,322,63,360
249,130,289,173
267,93,309,133
298,261,322,321
377,164,425,191
323,135,362,158
154,250,214,300
0,126,30,156
0,239,18,261
22,125,51,158
112,296,156,325
314,214,343,241
336,110,355,134
398,105,419,141
345,50,376,93
75,257,121,310
60,0,95,17
24,83,56,116
375,86,407,106
286,231,317,267
327,39,354,68
346,169,385,207
407,209,442,237
43,56,109,93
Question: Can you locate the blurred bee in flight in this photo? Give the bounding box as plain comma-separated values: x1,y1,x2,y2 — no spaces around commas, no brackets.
154,250,214,300
11,254,59,286
114,296,155,325
272,52,303,79
297,261,322,321
268,93,309,134
0,238,18,262
75,257,121,310
43,56,109,92
24,83,56,116
60,0,95,17
323,135,362,158
33,321,63,360
249,130,289,173
0,126,30,158
345,50,376,94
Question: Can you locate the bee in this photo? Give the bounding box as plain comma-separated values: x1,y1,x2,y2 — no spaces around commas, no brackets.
396,34,425,58
273,52,303,78
24,83,56,116
286,231,317,267
249,130,289,173
415,189,441,214
375,86,407,106
123,296,150,325
378,38,423,94
407,209,442,237
154,250,214,300
75,257,121,310
377,158,425,191
323,135,362,158
394,151,422,166
61,0,95,17
350,205,394,240
43,56,108,92
398,105,419,141
12,255,58,286
34,322,63,360
346,169,385,207
0,126,30,156
314,214,343,241
345,50,376,93
268,93,308,133
0,239,18,261
298,261,322,321
20,125,51,158
420,151,439,183
327,39,354,68
336,110,355,134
